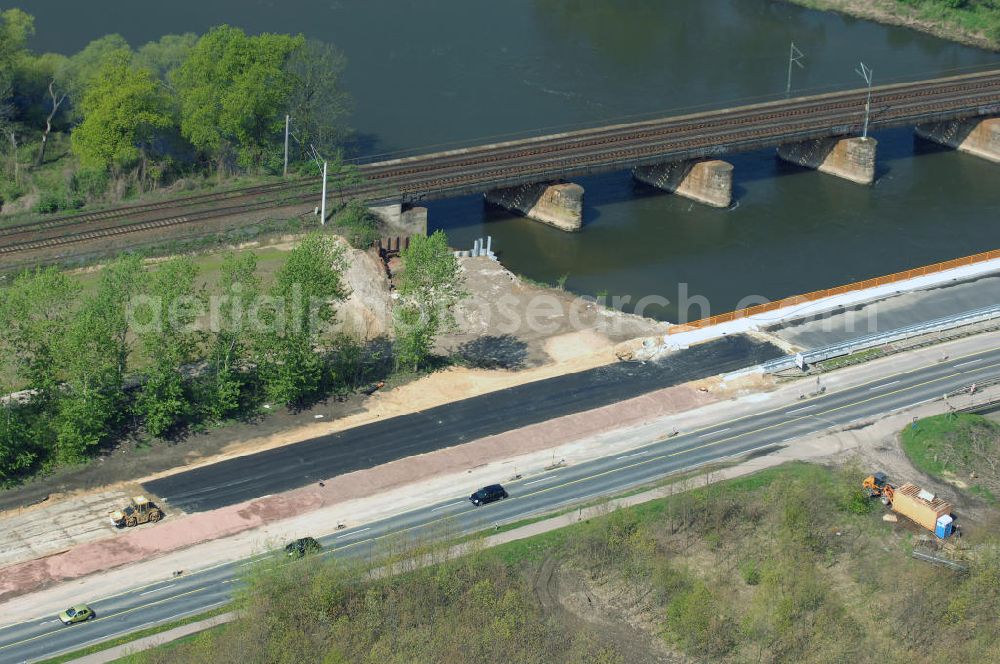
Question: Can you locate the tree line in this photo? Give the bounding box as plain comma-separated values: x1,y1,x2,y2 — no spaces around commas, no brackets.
1,8,349,210
0,230,463,485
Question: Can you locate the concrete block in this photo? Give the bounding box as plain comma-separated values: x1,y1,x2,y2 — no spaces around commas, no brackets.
915,117,1000,164
777,136,877,185
484,182,583,232
633,159,733,208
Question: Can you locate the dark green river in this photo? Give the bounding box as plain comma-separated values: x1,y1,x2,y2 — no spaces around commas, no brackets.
21,0,1000,321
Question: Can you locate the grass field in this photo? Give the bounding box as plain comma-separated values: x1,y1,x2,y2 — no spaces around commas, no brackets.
901,412,1000,502
68,244,291,297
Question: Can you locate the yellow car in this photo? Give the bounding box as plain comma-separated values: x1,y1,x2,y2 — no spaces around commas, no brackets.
58,604,95,625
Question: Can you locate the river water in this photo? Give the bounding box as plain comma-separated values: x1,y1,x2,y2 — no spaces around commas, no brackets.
22,0,1000,321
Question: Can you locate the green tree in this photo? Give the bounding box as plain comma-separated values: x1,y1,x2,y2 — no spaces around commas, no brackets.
19,51,71,165
132,257,204,437
0,8,34,187
0,402,38,483
0,8,33,94
62,34,131,119
284,39,351,157
0,268,79,472
50,308,125,463
135,33,198,83
92,254,147,383
71,52,173,183
392,231,465,371
0,267,79,399
203,251,261,419
45,254,147,461
173,25,304,173
256,234,347,405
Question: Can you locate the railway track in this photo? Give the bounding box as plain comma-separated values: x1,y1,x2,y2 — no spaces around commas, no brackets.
2,69,997,258
0,178,324,244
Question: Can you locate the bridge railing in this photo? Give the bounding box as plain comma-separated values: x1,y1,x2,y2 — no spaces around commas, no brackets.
668,248,1000,334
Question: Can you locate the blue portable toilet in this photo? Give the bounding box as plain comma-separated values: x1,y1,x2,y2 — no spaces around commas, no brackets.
935,514,954,539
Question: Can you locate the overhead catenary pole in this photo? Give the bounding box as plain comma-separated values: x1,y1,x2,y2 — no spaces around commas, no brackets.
320,160,328,225
283,114,290,177
786,41,805,98
856,61,873,139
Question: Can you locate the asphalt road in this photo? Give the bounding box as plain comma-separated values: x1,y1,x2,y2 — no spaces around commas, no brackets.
145,335,782,512
3,345,999,663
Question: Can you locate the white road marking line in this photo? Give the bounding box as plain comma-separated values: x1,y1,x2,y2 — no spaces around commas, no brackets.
869,381,899,390
524,476,557,485
431,502,464,511
699,427,730,437
139,584,175,596
336,527,371,539
616,452,643,460
38,619,57,625
955,359,983,368
786,405,814,414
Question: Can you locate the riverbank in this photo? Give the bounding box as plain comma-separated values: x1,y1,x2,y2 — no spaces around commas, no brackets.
787,0,1000,51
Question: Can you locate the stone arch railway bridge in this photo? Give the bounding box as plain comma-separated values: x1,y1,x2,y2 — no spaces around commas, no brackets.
356,69,1000,232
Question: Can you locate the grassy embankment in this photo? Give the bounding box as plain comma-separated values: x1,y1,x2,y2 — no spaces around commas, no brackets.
122,461,1000,663
902,412,1000,502
788,0,1000,49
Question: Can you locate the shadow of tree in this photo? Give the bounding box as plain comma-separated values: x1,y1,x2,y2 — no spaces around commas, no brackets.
453,335,529,370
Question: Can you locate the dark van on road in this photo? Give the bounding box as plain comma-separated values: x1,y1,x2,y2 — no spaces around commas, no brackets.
470,484,508,506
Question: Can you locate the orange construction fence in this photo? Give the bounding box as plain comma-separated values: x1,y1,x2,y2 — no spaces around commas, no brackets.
668,248,1000,334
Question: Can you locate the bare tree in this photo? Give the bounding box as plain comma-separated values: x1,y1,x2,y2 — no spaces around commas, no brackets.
6,128,16,185
36,79,66,166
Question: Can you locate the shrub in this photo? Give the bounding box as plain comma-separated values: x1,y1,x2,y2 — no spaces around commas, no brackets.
34,188,84,214
332,200,381,249
70,167,110,200
665,580,736,657
739,559,761,585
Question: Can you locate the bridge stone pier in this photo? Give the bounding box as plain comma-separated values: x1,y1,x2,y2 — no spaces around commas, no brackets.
915,117,1000,163
368,202,428,236
777,136,877,185
632,159,733,208
484,181,584,232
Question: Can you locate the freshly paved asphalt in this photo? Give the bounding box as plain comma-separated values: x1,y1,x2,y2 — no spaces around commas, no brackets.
4,344,999,663
772,273,1000,348
145,335,782,512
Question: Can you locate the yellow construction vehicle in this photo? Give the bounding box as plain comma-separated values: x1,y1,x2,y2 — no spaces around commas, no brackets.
862,471,895,505
110,495,163,528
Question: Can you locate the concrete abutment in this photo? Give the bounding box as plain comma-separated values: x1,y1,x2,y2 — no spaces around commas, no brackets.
368,202,428,237
777,136,877,185
484,182,584,232
915,117,1000,163
632,159,733,208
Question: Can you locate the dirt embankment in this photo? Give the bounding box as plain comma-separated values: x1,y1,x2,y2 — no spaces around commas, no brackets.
786,0,1000,51
440,257,669,369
